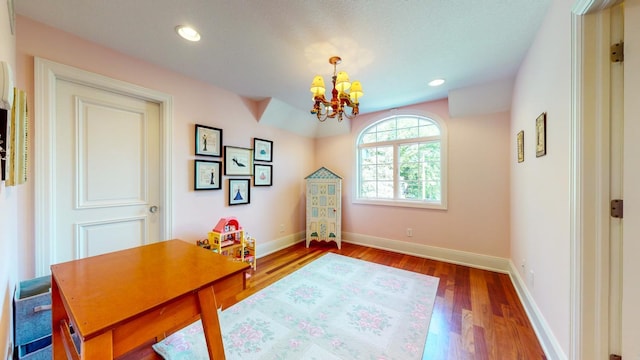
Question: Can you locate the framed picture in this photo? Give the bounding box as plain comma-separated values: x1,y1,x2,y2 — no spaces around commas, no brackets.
253,164,273,186
517,130,524,163
536,112,547,157
0,109,7,180
194,160,221,190
229,179,250,205
7,0,15,34
195,124,222,157
253,138,273,162
224,146,253,176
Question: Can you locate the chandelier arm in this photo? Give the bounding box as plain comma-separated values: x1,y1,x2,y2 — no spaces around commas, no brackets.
312,95,334,109
311,96,339,122
317,112,328,122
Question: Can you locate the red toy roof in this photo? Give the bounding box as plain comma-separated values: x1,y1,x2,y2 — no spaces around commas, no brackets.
212,216,243,233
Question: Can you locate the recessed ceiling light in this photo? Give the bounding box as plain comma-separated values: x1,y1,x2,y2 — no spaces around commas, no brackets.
428,79,445,87
176,25,201,42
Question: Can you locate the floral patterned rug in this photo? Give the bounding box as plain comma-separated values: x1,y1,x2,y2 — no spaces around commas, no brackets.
153,253,439,360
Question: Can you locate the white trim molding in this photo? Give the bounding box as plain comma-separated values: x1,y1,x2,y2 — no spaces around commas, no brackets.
258,231,510,273
573,0,622,15
256,231,306,258
508,261,567,360
34,57,174,275
343,232,509,272
570,5,616,360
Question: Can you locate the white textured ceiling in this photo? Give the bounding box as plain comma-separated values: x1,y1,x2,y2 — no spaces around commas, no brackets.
15,0,551,131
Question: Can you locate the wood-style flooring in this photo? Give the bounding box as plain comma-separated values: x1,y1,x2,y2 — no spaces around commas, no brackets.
125,241,547,359
238,241,547,360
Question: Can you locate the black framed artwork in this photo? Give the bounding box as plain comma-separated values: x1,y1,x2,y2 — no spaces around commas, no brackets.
253,138,273,162
195,124,222,157
0,109,7,180
229,178,250,205
224,146,253,176
194,160,222,190
253,164,272,186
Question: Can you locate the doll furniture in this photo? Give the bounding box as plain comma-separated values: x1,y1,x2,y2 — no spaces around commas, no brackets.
208,217,256,270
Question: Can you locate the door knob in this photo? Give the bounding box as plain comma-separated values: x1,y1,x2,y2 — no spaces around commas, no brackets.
149,205,159,213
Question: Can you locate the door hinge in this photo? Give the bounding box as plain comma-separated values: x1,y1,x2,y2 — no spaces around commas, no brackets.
611,42,624,63
610,354,621,360
611,199,623,218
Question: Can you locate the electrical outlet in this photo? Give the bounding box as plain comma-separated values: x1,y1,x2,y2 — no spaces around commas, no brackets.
406,228,413,237
528,270,535,288
279,224,285,233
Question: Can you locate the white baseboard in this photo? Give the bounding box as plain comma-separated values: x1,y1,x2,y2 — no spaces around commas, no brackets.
507,261,567,360
258,231,563,359
342,232,511,273
255,231,305,258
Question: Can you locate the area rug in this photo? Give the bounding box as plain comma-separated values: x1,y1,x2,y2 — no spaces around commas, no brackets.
153,253,439,360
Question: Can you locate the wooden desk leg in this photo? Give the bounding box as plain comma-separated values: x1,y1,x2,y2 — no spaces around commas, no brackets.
81,331,113,359
198,286,226,360
52,278,67,360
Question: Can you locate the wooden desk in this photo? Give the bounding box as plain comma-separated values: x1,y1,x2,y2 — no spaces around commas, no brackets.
51,239,249,359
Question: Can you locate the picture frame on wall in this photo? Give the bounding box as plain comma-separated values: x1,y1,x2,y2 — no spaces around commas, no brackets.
517,130,524,163
536,112,547,157
194,160,221,190
229,178,250,205
195,124,222,157
253,164,272,186
0,109,7,180
7,0,15,34
253,138,273,162
224,146,253,176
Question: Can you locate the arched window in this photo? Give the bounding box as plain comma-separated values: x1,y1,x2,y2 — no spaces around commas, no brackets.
355,113,447,209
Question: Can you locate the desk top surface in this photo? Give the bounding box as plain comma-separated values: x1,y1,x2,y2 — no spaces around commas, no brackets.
51,239,249,337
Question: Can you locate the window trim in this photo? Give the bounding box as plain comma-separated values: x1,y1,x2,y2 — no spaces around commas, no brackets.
353,111,448,210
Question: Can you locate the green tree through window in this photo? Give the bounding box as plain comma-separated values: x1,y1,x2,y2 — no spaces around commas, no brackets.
356,114,446,208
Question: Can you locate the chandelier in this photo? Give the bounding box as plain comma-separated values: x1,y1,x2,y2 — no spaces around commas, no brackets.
310,56,363,122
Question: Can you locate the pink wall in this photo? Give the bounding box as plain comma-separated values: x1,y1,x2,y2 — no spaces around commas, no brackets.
316,100,511,258
511,0,572,355
15,16,316,279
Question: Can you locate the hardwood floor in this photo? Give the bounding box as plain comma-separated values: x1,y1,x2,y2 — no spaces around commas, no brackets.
127,240,546,359
235,241,547,360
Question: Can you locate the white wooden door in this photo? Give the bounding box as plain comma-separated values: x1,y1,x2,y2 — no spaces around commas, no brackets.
53,79,160,262
35,58,173,274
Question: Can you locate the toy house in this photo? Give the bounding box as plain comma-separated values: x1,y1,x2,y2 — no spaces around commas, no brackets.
207,217,256,270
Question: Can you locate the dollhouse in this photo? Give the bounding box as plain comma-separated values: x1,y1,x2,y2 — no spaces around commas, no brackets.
207,217,256,270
